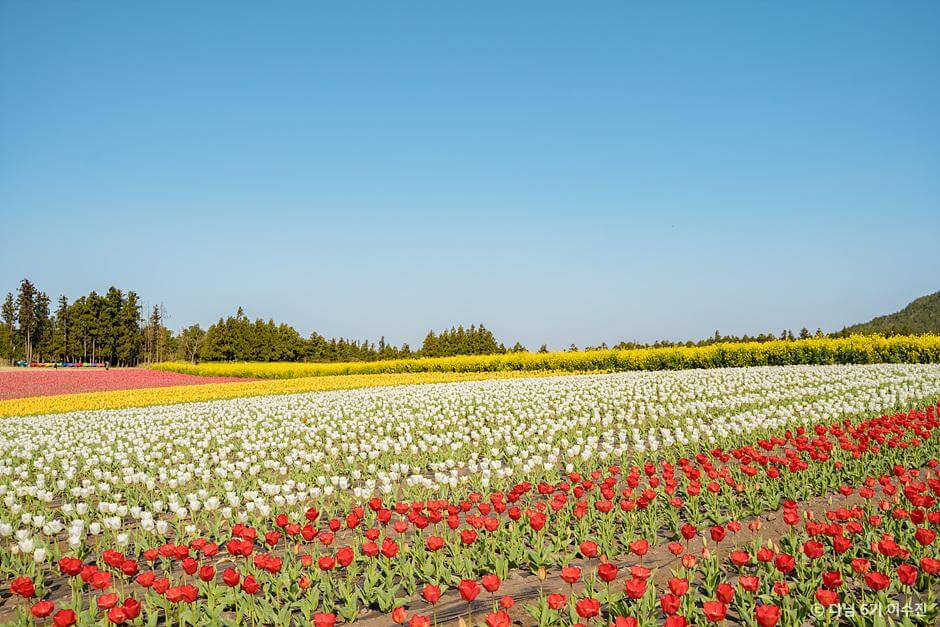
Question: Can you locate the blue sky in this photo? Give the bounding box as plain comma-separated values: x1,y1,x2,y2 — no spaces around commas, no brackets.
1,2,938,349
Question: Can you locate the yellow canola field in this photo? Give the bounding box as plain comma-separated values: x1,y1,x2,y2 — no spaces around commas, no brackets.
0,370,563,418
154,334,940,379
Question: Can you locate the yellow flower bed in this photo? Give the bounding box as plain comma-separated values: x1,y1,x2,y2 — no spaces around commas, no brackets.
0,370,563,418
8,335,938,419
153,334,940,379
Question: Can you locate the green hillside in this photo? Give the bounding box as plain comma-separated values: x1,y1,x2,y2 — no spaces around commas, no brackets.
841,291,940,335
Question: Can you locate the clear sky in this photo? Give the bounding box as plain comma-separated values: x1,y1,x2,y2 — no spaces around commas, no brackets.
1,2,938,349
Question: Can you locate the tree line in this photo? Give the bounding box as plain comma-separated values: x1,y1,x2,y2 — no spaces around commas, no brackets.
188,311,521,363
4,277,925,366
0,279,530,365
0,279,171,366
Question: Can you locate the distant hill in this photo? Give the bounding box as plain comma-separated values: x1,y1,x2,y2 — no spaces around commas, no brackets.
841,291,940,335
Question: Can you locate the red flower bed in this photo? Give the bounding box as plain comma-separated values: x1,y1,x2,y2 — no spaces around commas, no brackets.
0,369,250,400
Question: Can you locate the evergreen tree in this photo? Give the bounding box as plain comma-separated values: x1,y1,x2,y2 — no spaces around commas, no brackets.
2,292,16,361
52,296,70,361
102,287,124,365
16,279,37,362
117,292,142,365
33,292,51,360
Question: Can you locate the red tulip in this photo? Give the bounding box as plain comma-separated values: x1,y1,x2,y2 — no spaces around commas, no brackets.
52,609,77,627
755,604,781,627
660,593,681,615
669,577,689,596
31,600,55,618
312,614,336,627
485,611,511,627
598,562,618,583
851,558,871,574
90,572,112,590
361,541,379,558
222,568,240,587
482,574,501,593
58,557,83,577
773,554,795,574
97,593,119,610
920,557,940,575
802,541,825,560
457,579,480,602
11,576,36,598
739,575,760,592
821,571,842,589
336,546,354,567
897,564,918,586
181,557,198,575
623,577,647,600
547,593,566,610
729,550,749,567
815,589,839,607
715,582,734,604
241,576,261,595
864,572,890,591
561,566,582,584
421,584,442,605
915,528,937,546
575,598,600,619
702,601,727,622
629,539,649,557
381,537,399,558
832,536,851,554
122,598,141,621
199,565,215,582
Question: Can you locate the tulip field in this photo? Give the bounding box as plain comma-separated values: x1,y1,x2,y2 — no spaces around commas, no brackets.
3,364,940,626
